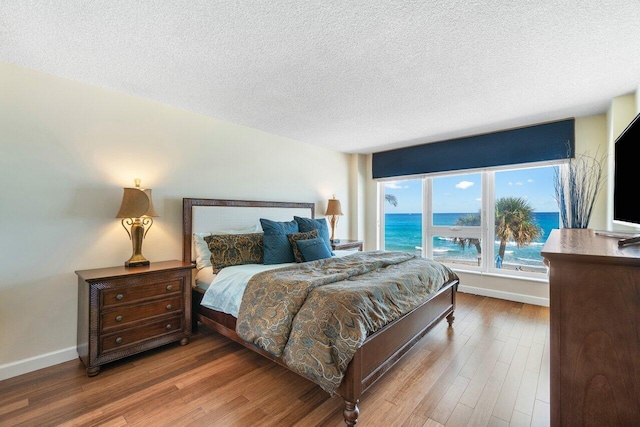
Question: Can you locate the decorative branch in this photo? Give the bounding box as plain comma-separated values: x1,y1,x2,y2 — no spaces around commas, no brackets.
554,145,606,229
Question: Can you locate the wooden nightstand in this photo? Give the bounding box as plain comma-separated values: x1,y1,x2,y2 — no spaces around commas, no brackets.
76,260,193,376
330,239,364,251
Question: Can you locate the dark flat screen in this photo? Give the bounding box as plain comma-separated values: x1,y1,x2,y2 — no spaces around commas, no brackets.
613,113,640,227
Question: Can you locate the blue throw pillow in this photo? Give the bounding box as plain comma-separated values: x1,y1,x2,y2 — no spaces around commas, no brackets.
294,216,333,255
260,218,299,264
297,237,333,262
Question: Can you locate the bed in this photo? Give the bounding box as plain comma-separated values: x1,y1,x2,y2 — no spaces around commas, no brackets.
182,198,459,425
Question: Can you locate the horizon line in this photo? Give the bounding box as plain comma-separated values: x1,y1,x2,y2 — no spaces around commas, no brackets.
386,211,560,214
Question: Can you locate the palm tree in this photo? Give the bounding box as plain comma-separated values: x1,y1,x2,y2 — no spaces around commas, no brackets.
495,197,542,261
385,194,398,206
453,212,481,254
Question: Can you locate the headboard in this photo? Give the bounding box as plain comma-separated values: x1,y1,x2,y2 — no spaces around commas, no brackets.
182,198,315,263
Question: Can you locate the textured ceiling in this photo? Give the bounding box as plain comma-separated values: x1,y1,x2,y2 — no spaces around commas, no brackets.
2,1,640,154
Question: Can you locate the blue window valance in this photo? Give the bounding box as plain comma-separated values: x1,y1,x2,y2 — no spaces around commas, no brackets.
372,118,575,179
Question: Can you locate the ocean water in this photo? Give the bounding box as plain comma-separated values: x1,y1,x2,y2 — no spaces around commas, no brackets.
384,212,559,270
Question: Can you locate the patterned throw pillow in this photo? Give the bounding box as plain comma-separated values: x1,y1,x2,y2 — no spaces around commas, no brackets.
193,224,261,270
204,233,264,273
287,229,319,262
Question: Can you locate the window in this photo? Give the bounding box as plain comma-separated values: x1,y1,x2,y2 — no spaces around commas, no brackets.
381,163,559,278
428,172,483,269
493,166,557,274
382,179,422,254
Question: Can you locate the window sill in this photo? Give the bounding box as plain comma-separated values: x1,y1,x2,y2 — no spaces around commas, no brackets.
451,267,549,284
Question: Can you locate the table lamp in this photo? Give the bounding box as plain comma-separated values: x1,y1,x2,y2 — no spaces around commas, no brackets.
116,179,158,267
325,195,343,243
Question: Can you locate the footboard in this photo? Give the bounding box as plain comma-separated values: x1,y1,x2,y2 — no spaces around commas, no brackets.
338,279,457,425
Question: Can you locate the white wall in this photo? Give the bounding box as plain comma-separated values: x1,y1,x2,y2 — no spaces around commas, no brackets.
0,61,351,380
347,154,368,242
575,114,608,231
363,154,379,251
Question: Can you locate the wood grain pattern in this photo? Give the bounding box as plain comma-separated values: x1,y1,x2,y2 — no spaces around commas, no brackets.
542,228,640,427
0,293,550,426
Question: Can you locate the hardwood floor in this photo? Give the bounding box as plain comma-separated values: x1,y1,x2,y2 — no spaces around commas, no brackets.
0,293,550,426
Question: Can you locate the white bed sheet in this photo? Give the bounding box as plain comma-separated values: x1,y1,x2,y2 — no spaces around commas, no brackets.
199,250,357,317
200,263,294,316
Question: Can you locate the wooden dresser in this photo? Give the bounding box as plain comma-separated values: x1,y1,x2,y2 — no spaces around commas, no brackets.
541,229,640,426
76,260,193,376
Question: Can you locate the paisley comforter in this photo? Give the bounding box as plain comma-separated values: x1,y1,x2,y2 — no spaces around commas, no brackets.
236,251,458,394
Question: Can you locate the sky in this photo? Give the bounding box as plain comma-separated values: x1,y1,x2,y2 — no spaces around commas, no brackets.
384,166,560,213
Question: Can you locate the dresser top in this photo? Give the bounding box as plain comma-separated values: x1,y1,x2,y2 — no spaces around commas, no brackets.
542,228,640,265
75,260,193,281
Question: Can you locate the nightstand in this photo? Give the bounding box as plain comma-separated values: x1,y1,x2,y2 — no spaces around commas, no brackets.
331,239,364,251
76,260,192,376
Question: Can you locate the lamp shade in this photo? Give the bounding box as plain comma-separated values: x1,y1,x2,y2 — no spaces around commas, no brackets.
325,198,343,216
116,187,159,218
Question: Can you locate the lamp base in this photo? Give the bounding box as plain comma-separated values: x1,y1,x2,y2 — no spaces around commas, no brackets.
329,215,340,244
124,252,150,267
125,259,150,267
123,220,151,268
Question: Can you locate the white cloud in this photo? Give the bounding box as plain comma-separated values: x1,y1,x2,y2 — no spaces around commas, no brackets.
456,181,474,190
385,181,408,189
515,181,523,186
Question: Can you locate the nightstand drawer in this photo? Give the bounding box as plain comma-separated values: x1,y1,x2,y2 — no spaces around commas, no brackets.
101,315,184,353
101,296,183,331
101,278,183,308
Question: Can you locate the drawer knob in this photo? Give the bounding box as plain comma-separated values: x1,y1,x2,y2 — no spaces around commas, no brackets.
116,294,124,300
166,285,173,291
166,324,172,330
115,337,123,344
166,304,172,310
115,315,123,322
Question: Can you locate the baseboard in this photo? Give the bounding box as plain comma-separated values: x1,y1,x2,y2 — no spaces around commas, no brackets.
458,284,549,307
0,347,77,381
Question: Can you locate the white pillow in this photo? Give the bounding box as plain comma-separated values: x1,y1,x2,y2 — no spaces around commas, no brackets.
192,224,262,270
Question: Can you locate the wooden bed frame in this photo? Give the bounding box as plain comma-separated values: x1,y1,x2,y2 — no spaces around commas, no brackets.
182,198,458,425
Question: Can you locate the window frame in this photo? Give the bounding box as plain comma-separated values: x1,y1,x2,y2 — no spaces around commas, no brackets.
378,160,564,280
